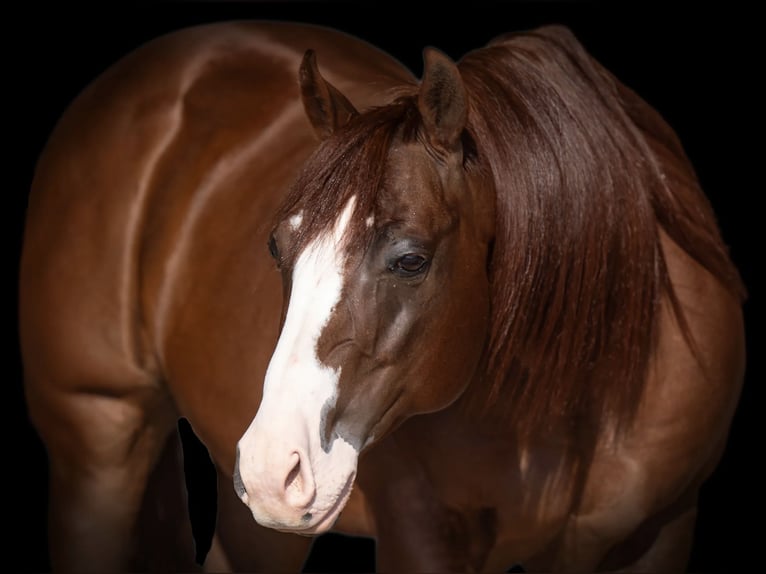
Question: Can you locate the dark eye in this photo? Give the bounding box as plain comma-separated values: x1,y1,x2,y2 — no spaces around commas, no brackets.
267,235,280,262
389,253,429,278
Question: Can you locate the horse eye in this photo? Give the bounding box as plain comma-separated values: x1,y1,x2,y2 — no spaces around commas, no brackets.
390,253,429,277
267,235,280,262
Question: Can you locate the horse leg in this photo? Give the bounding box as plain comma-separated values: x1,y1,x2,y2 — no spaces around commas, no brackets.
605,505,696,573
543,487,698,573
28,380,177,573
594,494,698,574
358,434,495,573
132,426,203,572
210,465,313,572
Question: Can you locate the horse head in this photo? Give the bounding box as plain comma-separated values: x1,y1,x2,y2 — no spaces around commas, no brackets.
234,48,495,534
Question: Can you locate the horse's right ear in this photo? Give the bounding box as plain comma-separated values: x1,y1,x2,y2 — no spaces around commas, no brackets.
299,50,358,140
418,47,466,154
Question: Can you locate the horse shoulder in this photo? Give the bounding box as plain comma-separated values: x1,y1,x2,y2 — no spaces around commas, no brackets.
625,229,745,494
549,229,746,568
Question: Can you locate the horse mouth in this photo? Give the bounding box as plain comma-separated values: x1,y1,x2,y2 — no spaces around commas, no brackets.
279,472,356,536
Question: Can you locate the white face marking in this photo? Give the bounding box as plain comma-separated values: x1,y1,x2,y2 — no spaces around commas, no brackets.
260,198,353,422
236,197,359,532
288,211,304,230
365,215,374,228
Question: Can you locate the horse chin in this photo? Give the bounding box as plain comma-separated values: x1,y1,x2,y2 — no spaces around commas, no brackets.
297,491,353,535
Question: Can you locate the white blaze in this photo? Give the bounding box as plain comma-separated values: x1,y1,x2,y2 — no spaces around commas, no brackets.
237,197,358,531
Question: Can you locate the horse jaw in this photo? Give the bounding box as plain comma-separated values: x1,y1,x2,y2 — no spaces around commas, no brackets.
235,197,359,534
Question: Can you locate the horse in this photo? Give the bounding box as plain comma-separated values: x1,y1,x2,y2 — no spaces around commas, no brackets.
19,20,746,573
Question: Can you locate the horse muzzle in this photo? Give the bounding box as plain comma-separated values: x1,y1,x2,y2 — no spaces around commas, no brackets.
234,420,358,534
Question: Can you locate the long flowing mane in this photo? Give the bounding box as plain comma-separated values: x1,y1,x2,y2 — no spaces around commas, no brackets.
458,25,746,438
276,25,745,444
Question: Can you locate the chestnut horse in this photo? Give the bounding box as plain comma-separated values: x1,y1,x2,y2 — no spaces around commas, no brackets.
20,21,745,572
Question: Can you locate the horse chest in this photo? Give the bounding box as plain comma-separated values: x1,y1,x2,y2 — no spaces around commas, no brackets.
357,414,578,558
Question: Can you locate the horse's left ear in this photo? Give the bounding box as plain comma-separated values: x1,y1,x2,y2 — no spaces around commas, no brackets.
418,47,467,154
299,50,359,140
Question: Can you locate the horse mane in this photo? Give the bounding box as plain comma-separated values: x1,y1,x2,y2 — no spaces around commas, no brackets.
458,25,746,439
276,25,745,446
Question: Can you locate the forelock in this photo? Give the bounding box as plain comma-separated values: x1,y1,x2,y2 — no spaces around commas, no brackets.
274,95,422,264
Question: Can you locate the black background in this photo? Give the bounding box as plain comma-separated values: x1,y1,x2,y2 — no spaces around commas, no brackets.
11,2,760,572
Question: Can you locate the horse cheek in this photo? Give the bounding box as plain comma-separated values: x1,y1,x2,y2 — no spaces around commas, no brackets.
413,284,489,414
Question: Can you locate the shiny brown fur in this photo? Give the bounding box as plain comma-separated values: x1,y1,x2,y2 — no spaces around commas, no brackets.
20,21,745,572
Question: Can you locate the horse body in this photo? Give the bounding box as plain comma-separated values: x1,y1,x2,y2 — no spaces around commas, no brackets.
21,21,412,571
21,21,745,573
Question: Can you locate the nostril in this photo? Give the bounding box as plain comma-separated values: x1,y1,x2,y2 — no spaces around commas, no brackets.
233,446,247,501
283,451,315,508
284,452,303,493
